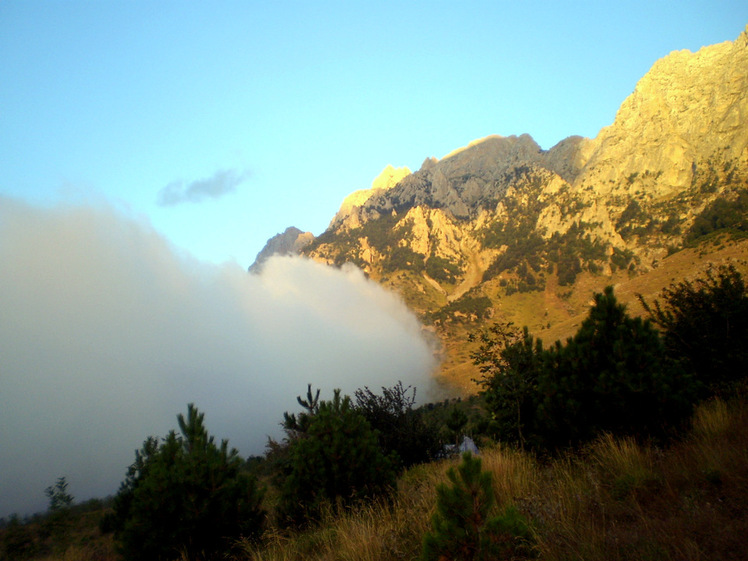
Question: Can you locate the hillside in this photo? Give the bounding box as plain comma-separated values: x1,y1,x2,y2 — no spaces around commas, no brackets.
253,26,748,392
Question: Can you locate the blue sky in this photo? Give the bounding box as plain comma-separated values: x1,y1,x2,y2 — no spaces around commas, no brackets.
1,1,746,268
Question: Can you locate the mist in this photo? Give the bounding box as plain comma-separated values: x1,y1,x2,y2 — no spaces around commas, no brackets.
0,198,439,518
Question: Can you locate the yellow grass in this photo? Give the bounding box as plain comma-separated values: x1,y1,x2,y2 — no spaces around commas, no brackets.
17,397,748,561
234,397,748,561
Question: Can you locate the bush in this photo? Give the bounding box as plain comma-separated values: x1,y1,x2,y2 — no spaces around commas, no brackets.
106,404,265,561
421,452,532,561
475,288,695,451
472,323,543,448
640,264,748,396
426,255,461,283
354,382,442,469
685,191,748,243
277,389,396,526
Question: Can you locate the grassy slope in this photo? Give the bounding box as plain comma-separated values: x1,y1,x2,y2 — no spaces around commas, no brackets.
433,237,748,394
8,395,746,560
239,396,748,561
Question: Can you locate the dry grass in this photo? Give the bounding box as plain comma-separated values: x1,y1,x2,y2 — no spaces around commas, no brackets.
233,396,748,561
17,397,747,561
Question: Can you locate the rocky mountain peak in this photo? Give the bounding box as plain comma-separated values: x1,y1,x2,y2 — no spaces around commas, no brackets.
576,26,748,196
249,226,314,273
328,164,411,230
265,28,748,390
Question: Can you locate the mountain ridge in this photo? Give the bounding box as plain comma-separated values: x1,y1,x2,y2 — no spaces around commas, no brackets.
251,26,748,391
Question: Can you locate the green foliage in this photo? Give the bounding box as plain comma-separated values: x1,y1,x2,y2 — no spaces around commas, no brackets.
686,190,748,243
360,213,400,251
383,245,425,273
426,255,461,283
640,264,748,396
278,388,396,526
610,247,636,273
421,452,532,561
472,323,543,448
534,287,692,448
548,222,610,285
1,516,37,560
475,288,694,451
354,382,442,469
40,476,75,552
427,294,493,324
445,407,468,443
106,404,265,561
45,477,73,513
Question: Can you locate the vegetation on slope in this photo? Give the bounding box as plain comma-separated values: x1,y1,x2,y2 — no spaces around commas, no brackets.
3,266,747,561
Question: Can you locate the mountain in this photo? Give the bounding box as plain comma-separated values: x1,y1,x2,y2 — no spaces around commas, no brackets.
249,226,314,273
251,26,748,392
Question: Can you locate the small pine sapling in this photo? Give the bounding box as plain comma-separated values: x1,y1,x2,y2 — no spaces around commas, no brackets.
421,452,533,561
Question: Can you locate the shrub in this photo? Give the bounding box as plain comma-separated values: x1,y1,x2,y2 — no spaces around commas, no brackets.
685,191,748,243
106,404,265,561
640,264,748,396
475,288,695,451
426,255,462,283
354,382,442,469
277,389,396,526
421,452,532,561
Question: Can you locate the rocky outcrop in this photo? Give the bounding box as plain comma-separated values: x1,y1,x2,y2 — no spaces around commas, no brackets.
329,164,411,229
249,226,314,273
575,25,748,197
288,27,748,390
302,27,748,303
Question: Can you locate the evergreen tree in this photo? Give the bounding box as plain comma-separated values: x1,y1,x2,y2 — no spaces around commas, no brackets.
421,452,532,561
475,287,694,451
107,404,265,561
277,388,396,526
472,323,543,448
354,382,442,469
535,286,692,447
640,264,748,395
44,477,73,512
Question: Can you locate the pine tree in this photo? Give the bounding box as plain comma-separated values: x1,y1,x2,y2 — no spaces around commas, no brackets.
107,404,265,561
639,264,748,396
421,452,532,561
476,287,695,451
277,388,396,526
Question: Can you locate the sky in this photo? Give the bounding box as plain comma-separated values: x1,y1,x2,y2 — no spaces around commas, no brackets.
0,1,746,517
1,1,745,267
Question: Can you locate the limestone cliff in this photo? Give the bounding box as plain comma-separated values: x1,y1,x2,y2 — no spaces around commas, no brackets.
577,25,748,197
329,164,411,229
249,226,314,273
303,26,748,314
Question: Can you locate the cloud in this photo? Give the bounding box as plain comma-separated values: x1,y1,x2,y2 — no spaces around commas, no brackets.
0,198,439,517
157,168,248,206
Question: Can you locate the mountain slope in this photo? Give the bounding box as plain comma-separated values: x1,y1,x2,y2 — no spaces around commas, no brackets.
253,26,748,392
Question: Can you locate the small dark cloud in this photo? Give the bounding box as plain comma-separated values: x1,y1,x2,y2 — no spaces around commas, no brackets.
157,168,249,206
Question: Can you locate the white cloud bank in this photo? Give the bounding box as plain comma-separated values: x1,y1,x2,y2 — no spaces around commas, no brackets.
0,198,439,517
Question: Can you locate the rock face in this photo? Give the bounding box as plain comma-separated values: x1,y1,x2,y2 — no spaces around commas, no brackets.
576,26,748,197
329,164,411,229
249,28,748,389
249,226,314,273
301,26,748,312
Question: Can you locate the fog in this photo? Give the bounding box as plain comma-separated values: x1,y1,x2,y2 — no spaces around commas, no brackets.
0,198,439,517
